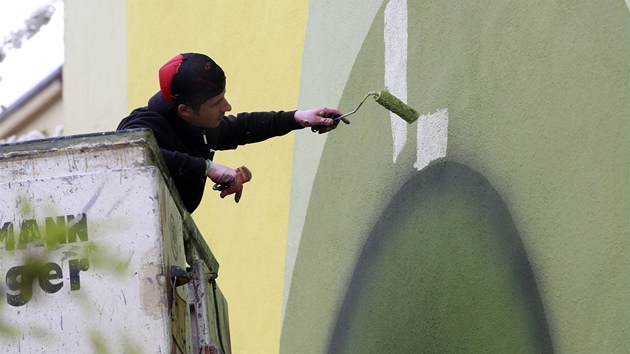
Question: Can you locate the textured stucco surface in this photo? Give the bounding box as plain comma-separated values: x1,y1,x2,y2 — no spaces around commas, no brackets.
283,1,629,353
328,161,551,353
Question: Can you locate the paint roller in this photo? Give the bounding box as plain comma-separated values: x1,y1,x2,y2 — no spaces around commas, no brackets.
311,90,420,132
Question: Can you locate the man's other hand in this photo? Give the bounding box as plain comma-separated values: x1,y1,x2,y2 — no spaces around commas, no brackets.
206,162,252,203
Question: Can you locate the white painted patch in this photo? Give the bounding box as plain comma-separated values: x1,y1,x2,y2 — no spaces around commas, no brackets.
384,0,408,163
626,0,630,12
414,108,448,170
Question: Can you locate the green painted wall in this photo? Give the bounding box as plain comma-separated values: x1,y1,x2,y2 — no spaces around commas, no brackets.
329,162,551,353
283,1,629,353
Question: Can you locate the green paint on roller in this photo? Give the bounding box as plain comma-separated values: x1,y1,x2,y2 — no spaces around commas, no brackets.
319,90,420,130
372,90,420,123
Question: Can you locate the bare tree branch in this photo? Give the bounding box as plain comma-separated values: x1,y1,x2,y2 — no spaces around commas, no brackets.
0,2,60,64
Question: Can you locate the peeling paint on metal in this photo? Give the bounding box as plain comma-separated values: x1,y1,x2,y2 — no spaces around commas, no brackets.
0,131,190,352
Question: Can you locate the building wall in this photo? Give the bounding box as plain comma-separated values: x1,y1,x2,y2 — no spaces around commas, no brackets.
282,1,629,353
63,0,128,135
0,77,63,141
63,1,629,353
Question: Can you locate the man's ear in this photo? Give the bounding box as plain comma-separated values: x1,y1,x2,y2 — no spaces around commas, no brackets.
176,104,191,120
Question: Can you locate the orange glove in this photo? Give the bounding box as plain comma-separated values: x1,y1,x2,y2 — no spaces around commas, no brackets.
206,161,252,203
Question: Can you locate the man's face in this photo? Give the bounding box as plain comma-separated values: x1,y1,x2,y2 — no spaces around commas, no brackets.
179,91,232,129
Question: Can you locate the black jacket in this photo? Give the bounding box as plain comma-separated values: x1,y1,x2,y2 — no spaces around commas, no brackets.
117,104,302,212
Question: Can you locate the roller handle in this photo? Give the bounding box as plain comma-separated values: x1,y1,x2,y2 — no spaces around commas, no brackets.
310,114,342,133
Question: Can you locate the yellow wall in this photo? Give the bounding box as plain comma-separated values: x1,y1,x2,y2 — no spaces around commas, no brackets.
126,1,309,352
